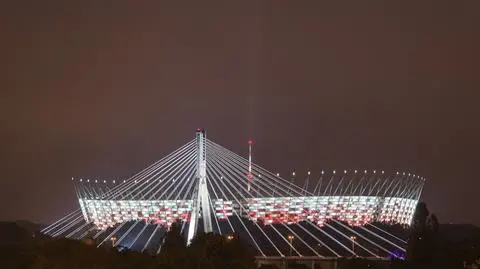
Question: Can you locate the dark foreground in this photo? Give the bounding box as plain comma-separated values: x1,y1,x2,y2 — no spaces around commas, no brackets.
0,213,479,269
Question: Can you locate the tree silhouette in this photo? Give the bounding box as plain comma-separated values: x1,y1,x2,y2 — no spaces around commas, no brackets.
157,223,187,269
407,201,439,267
186,232,256,269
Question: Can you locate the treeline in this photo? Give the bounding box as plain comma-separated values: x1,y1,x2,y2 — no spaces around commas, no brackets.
0,223,256,269
1,202,479,269
403,202,480,269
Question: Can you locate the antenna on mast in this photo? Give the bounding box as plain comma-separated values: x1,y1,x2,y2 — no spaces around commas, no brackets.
247,139,253,192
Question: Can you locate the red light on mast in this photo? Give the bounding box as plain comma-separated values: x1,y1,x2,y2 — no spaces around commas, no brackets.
248,140,253,145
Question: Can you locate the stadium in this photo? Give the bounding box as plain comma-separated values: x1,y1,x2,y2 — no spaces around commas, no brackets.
42,129,425,262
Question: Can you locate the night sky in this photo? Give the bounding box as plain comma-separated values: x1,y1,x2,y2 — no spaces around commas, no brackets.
1,1,479,225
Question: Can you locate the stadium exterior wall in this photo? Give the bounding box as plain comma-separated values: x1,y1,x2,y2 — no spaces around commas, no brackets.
80,195,417,230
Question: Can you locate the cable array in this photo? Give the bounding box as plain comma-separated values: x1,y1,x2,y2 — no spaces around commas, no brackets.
42,134,423,258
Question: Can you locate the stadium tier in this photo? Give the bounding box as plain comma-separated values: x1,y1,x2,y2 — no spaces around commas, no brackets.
42,129,424,258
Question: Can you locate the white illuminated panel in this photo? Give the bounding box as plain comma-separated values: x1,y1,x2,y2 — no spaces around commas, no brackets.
81,196,417,230
244,196,417,226
80,199,193,230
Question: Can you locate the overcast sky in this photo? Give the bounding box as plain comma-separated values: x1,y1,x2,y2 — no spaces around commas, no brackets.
1,1,479,225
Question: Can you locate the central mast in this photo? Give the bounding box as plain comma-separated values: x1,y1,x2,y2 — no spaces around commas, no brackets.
187,128,212,244
247,140,253,192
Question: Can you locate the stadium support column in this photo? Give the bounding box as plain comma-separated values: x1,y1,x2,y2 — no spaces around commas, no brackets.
247,140,253,192
197,129,213,233
187,129,212,244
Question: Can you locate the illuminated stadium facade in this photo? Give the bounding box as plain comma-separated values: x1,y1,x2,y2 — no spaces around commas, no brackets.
43,129,425,259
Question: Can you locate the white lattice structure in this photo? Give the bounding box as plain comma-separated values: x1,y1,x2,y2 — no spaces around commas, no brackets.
43,129,425,258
